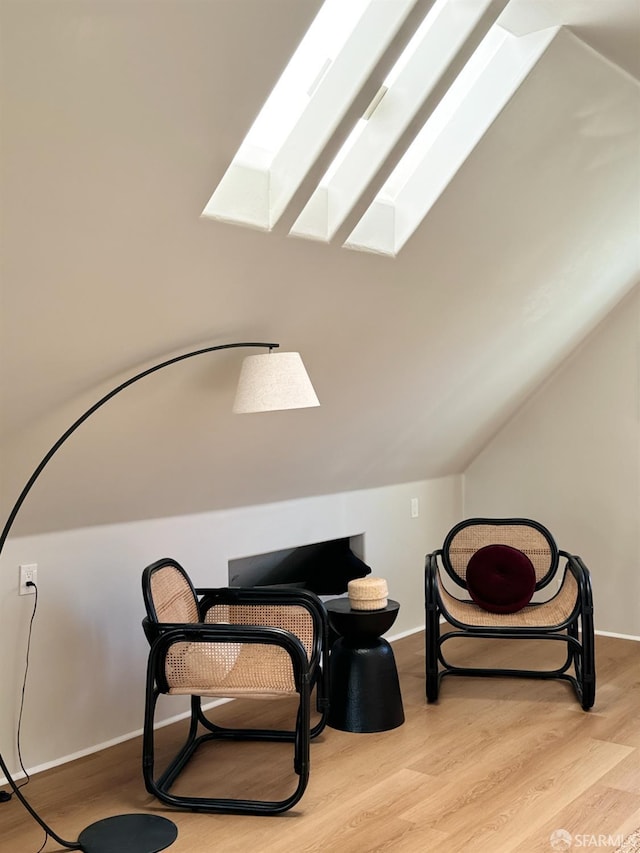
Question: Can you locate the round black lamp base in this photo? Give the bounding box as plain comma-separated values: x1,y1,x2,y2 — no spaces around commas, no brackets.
78,814,177,853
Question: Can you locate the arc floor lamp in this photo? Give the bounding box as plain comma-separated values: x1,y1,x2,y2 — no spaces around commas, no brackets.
0,341,320,853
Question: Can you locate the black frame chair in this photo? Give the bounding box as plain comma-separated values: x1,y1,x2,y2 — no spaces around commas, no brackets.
425,518,595,710
141,558,330,815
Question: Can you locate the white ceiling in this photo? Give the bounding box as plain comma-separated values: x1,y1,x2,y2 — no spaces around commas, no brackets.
1,0,639,536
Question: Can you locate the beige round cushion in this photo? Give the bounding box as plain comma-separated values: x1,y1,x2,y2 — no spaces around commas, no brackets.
348,576,388,611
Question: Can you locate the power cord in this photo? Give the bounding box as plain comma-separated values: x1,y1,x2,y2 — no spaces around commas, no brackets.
1,581,52,852
1,580,38,801
0,578,81,850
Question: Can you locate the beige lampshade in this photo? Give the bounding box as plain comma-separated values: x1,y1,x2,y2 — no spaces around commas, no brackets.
232,351,320,413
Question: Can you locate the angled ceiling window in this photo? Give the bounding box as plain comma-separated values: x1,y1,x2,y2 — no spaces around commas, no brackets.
201,0,419,231
202,0,576,257
290,0,497,243
344,23,560,256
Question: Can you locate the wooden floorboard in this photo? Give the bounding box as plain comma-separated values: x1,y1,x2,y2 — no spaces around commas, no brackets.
1,632,638,852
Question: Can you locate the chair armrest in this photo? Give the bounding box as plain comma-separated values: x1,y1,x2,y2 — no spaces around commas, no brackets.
560,551,594,614
425,550,442,568
425,551,441,610
425,549,466,594
148,623,311,695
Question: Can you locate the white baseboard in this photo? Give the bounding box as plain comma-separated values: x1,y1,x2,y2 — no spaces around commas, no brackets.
3,633,428,785
0,697,229,787
595,629,640,642
387,625,424,642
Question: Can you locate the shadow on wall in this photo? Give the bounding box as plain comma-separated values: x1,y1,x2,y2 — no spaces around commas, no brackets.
228,536,370,595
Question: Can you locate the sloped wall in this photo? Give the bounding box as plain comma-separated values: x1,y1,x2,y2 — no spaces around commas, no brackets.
2,4,639,541
464,285,640,636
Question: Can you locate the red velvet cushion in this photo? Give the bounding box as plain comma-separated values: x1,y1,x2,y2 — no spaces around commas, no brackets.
466,544,536,614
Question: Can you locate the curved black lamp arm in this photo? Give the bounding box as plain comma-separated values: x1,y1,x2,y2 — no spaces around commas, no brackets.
0,340,278,849
0,341,277,555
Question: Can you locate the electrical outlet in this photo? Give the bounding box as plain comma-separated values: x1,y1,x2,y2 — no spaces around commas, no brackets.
411,497,419,518
19,563,37,596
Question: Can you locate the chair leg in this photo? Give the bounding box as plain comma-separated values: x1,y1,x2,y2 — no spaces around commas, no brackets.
145,687,313,814
425,570,440,703
143,688,201,801
310,678,330,739
141,684,159,797
435,627,596,711
579,614,596,711
567,619,595,711
425,617,440,703
293,702,309,778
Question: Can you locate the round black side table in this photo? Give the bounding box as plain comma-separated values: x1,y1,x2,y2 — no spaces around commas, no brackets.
325,598,404,733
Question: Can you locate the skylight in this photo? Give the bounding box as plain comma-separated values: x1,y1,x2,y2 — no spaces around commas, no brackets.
345,24,560,256
202,0,566,256
290,0,497,243
202,0,419,231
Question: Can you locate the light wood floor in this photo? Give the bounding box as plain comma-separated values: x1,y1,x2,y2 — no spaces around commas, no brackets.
1,631,639,853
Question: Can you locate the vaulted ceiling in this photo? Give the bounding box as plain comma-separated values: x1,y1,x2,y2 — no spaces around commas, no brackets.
1,0,639,536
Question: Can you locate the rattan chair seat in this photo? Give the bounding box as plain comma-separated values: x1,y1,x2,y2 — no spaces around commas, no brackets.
438,569,578,629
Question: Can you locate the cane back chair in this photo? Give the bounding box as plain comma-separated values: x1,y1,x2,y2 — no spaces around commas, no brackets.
425,518,595,710
141,558,330,814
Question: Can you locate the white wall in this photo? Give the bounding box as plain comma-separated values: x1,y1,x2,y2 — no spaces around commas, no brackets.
0,476,462,780
464,284,640,637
